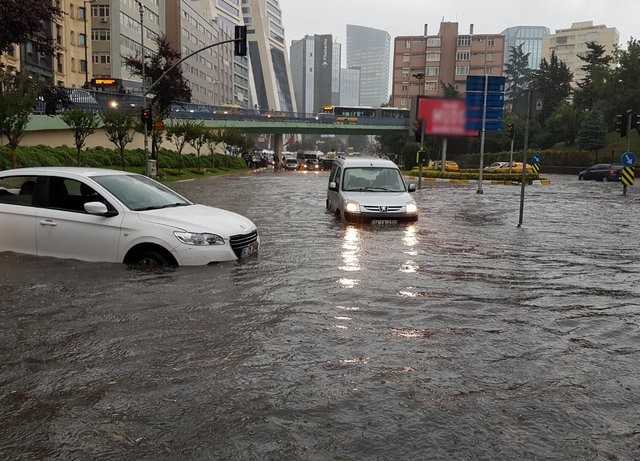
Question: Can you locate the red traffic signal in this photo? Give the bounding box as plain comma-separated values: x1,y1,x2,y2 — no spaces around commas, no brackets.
141,109,152,131
506,123,514,139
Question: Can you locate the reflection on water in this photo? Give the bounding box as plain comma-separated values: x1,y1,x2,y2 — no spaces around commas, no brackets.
2,173,639,460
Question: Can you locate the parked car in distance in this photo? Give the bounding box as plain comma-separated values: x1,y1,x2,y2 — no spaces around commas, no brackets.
0,167,260,266
326,156,418,224
484,161,510,172
494,161,533,173
430,160,460,171
283,158,300,171
578,164,623,182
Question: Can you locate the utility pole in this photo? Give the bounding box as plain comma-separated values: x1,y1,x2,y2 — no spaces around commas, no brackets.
134,0,150,175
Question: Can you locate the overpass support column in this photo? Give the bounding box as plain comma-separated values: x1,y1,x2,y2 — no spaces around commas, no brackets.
272,134,284,170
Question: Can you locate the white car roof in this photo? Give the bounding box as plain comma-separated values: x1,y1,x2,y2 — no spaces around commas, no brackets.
0,167,136,178
338,157,398,168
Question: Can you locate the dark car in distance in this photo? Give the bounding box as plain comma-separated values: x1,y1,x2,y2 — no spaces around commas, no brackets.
578,164,623,182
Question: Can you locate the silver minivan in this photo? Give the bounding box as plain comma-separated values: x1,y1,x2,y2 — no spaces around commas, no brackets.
326,156,418,223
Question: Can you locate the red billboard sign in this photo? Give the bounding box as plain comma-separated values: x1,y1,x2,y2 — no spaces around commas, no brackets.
415,97,478,137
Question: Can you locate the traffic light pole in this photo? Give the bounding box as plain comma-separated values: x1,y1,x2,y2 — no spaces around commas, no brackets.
140,30,246,176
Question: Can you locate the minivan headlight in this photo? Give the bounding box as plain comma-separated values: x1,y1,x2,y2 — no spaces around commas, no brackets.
345,200,360,213
406,202,418,214
174,231,225,246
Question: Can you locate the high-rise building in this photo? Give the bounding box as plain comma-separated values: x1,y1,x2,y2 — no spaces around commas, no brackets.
290,34,340,115
502,26,550,70
166,0,233,106
391,22,505,110
542,21,619,87
340,67,360,106
244,0,296,112
346,25,390,107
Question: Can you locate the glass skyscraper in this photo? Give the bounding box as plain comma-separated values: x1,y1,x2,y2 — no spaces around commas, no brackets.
346,25,390,107
502,26,550,70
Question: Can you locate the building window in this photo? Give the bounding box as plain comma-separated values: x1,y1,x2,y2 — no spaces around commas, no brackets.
402,84,408,91
426,66,438,76
486,53,493,62
426,53,440,61
455,66,469,75
402,55,410,63
402,68,410,77
487,38,494,47
456,51,470,61
405,40,411,48
426,37,441,47
80,60,87,73
425,82,438,91
79,34,86,47
457,35,470,47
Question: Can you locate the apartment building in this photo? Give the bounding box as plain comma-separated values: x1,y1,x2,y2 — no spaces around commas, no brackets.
391,22,505,110
541,21,619,87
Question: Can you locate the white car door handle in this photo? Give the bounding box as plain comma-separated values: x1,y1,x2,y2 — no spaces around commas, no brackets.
39,219,57,227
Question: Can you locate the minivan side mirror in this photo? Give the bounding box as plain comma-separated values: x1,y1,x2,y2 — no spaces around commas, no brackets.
328,181,338,191
408,183,416,192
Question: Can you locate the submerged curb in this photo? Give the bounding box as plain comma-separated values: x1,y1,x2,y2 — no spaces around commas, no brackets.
406,176,551,185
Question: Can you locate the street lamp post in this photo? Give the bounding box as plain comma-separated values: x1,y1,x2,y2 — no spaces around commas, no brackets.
134,0,149,174
83,0,95,87
412,72,425,96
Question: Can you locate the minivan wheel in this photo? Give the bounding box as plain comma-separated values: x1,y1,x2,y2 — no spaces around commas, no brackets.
602,176,609,182
135,250,169,266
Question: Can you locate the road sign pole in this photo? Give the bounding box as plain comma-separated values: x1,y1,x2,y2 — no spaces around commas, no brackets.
518,89,532,228
477,76,489,194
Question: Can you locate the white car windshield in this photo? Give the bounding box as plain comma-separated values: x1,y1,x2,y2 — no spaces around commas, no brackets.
93,174,192,211
342,167,406,192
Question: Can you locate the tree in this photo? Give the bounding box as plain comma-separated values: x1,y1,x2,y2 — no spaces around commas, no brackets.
573,42,613,110
0,0,63,57
165,120,194,171
102,110,136,170
123,35,192,158
576,109,607,160
543,104,584,147
60,110,100,165
504,43,531,103
530,51,573,124
185,123,207,168
0,71,39,168
606,38,640,126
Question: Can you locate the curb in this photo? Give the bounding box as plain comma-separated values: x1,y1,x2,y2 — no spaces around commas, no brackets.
407,176,551,185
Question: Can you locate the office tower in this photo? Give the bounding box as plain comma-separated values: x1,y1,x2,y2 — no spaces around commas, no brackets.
502,26,550,70
346,24,390,107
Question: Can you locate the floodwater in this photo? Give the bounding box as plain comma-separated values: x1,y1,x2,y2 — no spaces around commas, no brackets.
1,170,639,460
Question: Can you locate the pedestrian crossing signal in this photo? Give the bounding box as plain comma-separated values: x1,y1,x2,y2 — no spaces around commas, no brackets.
234,25,247,57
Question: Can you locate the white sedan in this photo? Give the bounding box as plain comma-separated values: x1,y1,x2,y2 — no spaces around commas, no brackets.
0,167,259,266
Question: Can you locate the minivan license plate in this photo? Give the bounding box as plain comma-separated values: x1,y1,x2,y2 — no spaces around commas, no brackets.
240,241,259,258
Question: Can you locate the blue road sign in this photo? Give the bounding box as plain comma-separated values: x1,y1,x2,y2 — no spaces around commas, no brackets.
621,151,636,166
465,120,503,132
465,93,505,108
466,76,506,92
531,154,541,164
466,108,505,120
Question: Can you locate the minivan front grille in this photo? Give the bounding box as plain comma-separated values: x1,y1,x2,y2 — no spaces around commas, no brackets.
362,205,403,212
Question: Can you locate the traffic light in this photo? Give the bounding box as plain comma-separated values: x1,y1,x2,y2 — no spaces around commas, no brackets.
416,149,428,165
506,123,514,139
635,112,640,134
141,109,152,131
234,25,247,57
615,113,628,137
412,119,424,143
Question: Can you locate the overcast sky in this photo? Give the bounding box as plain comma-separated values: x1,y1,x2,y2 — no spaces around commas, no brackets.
279,0,638,52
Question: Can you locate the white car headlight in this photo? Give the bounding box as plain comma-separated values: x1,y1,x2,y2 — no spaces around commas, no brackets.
174,231,225,246
406,202,418,213
345,201,360,213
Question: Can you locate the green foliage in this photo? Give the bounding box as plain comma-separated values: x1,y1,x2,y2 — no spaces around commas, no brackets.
576,109,607,152
505,43,532,102
60,109,101,165
102,110,136,169
0,0,63,56
0,145,247,172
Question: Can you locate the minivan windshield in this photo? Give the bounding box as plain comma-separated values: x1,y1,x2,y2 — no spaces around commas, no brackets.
342,167,406,192
93,174,192,211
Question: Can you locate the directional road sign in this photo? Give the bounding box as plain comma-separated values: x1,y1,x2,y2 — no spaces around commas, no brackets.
531,154,541,165
621,151,636,167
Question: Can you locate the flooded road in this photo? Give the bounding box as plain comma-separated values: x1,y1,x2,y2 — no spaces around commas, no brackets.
1,170,639,460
